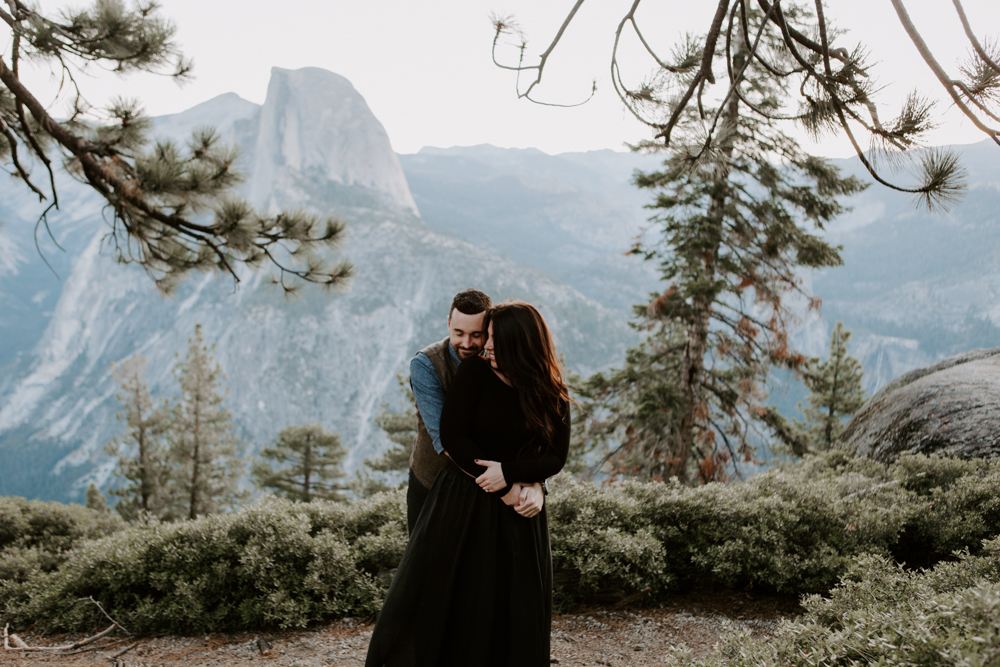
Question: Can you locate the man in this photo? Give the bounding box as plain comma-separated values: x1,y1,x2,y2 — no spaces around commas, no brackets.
407,288,544,533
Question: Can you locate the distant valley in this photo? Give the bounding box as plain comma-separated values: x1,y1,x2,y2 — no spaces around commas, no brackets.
400,140,1000,399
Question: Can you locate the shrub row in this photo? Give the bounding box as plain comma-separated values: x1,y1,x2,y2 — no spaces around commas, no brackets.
3,452,999,633
549,450,1000,603
662,539,1000,666
0,492,406,634
0,497,125,582
0,496,125,553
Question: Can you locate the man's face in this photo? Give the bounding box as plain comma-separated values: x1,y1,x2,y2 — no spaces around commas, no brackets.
448,309,487,360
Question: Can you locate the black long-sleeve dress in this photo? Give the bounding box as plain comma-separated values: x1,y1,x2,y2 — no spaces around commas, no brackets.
365,355,570,667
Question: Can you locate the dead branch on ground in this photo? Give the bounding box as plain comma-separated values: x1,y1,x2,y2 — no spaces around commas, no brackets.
2,597,133,656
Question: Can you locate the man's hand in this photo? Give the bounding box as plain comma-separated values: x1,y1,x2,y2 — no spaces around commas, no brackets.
514,482,544,518
474,459,506,492
501,483,523,506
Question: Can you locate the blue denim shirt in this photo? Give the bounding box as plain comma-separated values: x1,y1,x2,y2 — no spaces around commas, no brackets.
409,343,462,455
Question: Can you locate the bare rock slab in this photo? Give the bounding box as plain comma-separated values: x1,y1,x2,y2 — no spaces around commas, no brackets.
840,347,1000,462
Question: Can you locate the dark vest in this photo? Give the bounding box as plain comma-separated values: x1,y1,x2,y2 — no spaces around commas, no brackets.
409,337,459,489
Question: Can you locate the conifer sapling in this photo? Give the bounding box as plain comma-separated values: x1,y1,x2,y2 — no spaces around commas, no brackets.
168,324,246,519
795,321,866,451
104,354,171,520
253,423,348,502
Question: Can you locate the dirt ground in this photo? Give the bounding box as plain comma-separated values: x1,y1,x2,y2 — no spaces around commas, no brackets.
1,592,801,666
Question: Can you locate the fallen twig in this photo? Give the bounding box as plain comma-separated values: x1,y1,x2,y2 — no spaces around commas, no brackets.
76,596,132,636
3,623,117,652
2,598,132,655
65,637,132,656
108,641,137,660
4,625,27,649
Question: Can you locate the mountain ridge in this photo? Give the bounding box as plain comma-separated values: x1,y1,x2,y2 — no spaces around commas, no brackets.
0,68,634,503
2,68,998,502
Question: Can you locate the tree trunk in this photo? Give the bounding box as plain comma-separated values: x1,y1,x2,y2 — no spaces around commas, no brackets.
674,294,712,483
671,41,744,483
303,437,312,502
825,339,842,449
135,381,151,513
189,397,201,520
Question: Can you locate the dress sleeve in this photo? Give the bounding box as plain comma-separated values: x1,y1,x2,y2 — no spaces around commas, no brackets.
500,400,571,484
440,358,488,478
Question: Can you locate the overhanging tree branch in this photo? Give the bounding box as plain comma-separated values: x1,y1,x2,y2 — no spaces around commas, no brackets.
492,0,998,209
1,0,352,294
891,0,1000,143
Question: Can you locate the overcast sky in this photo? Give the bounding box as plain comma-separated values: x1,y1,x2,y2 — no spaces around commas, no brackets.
13,0,1000,157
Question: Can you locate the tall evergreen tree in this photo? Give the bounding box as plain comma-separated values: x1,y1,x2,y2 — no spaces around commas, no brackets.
85,482,108,512
168,324,245,519
104,354,171,520
573,11,865,483
351,375,418,498
795,322,866,451
252,424,348,502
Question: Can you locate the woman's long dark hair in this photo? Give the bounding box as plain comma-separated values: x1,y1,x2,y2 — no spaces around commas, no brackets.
486,301,569,454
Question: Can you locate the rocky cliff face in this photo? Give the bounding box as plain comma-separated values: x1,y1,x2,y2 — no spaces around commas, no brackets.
810,140,1000,394
0,68,631,502
249,68,418,214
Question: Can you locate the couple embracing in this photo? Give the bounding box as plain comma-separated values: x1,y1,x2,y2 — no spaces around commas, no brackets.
366,289,571,666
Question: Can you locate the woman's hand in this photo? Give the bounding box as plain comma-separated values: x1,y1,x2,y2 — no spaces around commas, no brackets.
474,459,506,492
501,483,523,506
514,482,544,518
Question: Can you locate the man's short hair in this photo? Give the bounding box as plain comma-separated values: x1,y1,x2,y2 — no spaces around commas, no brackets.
450,289,492,318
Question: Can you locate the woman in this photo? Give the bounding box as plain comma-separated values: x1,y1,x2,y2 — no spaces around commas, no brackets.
365,300,571,667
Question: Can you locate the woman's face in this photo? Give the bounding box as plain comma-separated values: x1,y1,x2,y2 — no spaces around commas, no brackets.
484,322,498,370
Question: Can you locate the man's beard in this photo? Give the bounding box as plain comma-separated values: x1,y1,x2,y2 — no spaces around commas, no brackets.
453,344,482,359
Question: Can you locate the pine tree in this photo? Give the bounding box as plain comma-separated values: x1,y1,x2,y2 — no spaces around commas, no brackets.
1,0,353,293
572,11,865,483
85,482,107,512
351,375,418,498
104,354,171,520
572,324,685,482
368,376,418,475
252,424,348,502
167,324,245,519
795,322,866,451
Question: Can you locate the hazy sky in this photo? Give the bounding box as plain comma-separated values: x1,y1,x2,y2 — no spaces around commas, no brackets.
12,0,1000,157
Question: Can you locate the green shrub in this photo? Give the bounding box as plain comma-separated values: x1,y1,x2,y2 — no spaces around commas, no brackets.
548,459,918,600
549,479,671,607
0,547,63,583
0,496,126,585
886,456,1000,565
663,539,1000,667
547,452,1000,605
6,452,1000,632
1,493,406,634
0,496,125,553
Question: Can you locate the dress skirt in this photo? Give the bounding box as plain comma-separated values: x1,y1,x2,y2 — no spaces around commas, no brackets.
365,461,552,667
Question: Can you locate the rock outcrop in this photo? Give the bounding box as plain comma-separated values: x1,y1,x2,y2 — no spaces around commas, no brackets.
840,347,1000,462
249,67,418,214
